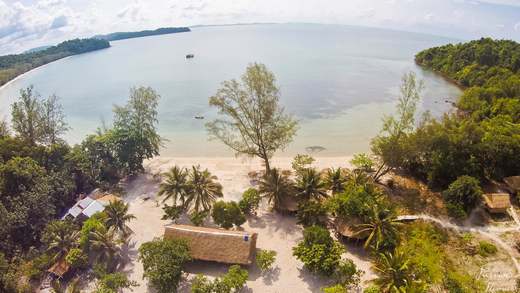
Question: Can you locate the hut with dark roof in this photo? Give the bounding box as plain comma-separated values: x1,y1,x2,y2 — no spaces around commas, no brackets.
334,218,369,240
164,224,258,265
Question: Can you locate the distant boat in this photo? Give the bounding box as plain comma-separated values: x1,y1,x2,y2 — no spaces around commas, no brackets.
186,54,194,59
194,116,204,120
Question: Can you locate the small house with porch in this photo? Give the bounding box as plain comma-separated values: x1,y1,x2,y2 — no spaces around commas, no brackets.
483,193,511,214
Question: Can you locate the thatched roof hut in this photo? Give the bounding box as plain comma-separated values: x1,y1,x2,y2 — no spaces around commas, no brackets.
164,224,258,265
334,218,368,240
483,193,511,214
48,258,70,278
504,176,520,194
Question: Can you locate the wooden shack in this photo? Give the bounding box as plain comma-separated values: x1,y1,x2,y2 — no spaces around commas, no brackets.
504,176,520,196
483,193,511,214
47,258,70,279
334,218,368,240
164,224,258,265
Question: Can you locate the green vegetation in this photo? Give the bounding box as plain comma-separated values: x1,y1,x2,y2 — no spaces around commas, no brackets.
158,166,190,206
374,38,520,188
138,237,192,293
95,27,190,41
291,154,315,176
292,226,345,275
0,38,109,86
259,168,295,211
256,249,277,272
295,168,328,201
206,63,298,174
94,271,138,293
238,188,261,215
478,241,497,257
191,265,248,293
211,200,246,229
442,175,483,218
296,200,327,226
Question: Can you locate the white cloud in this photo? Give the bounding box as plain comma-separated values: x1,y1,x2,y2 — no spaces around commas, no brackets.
0,0,519,55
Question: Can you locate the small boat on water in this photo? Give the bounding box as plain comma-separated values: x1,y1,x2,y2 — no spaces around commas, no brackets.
186,54,194,59
194,116,204,120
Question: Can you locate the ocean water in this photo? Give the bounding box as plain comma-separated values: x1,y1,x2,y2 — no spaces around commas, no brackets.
0,24,461,156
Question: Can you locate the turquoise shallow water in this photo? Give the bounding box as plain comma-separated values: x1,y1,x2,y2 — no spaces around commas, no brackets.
0,24,461,156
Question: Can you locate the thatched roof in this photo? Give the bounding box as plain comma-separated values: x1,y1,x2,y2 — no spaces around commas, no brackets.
334,218,368,239
97,194,121,206
164,224,258,265
48,258,69,278
504,176,520,192
483,193,511,213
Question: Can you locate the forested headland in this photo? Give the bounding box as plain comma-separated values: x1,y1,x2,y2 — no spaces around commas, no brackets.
0,38,110,87
371,38,520,189
94,27,190,41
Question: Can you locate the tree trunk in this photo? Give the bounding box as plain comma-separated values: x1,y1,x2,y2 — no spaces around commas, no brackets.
263,156,271,176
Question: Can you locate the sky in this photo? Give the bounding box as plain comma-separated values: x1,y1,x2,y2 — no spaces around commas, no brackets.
0,0,519,55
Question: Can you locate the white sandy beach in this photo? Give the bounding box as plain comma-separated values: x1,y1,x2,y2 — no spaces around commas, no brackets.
120,156,376,293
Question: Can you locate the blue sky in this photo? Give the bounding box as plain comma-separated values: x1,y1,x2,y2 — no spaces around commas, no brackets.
1,0,519,55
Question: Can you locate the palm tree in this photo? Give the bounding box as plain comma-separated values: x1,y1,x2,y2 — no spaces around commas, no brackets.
295,168,328,201
158,166,190,206
324,167,347,194
90,227,121,270
259,168,294,210
184,165,223,213
42,220,79,261
104,200,136,238
374,249,412,292
355,204,401,251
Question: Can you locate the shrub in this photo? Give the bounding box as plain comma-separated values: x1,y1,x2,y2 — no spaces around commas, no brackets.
333,259,362,287
350,153,374,172
238,188,261,215
296,200,328,227
442,176,482,218
139,238,191,293
363,285,381,293
293,226,344,275
322,284,347,293
211,201,246,229
190,210,209,226
256,250,277,272
190,265,248,293
161,204,184,222
66,248,88,269
80,212,107,250
292,154,315,176
95,272,138,293
478,241,497,257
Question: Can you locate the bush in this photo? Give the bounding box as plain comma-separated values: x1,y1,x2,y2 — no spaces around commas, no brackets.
80,212,107,250
95,272,138,293
256,250,277,272
322,284,347,293
190,265,248,293
442,176,482,218
66,248,88,269
139,238,192,293
296,200,328,227
238,188,261,215
293,226,344,275
478,241,497,257
333,259,362,287
190,210,209,226
161,204,184,222
363,285,381,293
292,154,315,176
211,201,246,229
350,153,374,172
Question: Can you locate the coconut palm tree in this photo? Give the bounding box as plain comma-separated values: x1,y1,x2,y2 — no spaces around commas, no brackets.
295,168,328,201
324,167,347,194
158,166,190,206
259,168,294,210
104,200,136,238
89,227,121,270
355,203,401,251
374,249,413,292
42,220,79,262
184,165,223,213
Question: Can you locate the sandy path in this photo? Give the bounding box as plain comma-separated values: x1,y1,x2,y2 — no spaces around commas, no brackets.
121,156,377,293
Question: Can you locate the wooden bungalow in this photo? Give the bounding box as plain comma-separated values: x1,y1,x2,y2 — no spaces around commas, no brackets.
504,176,520,196
483,193,511,214
164,224,258,265
334,218,369,240
47,258,70,279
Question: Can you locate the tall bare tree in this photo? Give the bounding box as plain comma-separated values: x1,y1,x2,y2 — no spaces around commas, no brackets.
206,63,298,174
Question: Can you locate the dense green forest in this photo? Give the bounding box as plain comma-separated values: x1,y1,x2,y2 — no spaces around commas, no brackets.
372,38,520,188
0,38,110,87
94,27,190,41
0,86,161,292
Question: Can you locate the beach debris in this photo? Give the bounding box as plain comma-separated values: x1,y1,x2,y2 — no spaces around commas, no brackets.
305,146,326,153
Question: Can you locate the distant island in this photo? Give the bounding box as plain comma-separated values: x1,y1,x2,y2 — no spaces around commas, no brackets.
94,27,190,42
0,38,110,87
0,27,191,88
